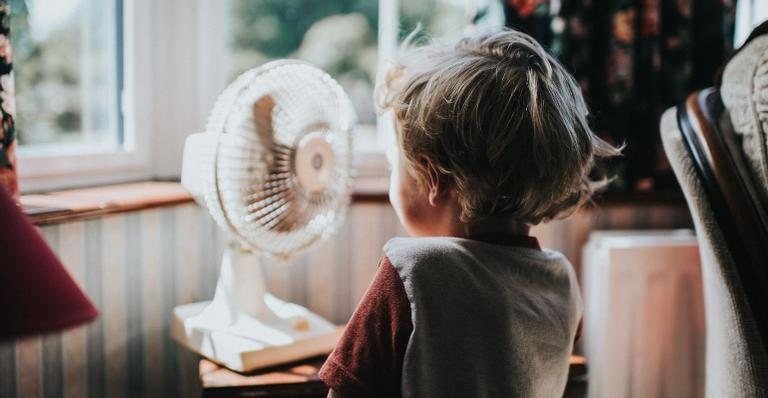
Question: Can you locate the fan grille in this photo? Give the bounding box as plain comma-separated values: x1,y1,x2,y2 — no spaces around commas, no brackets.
204,60,355,256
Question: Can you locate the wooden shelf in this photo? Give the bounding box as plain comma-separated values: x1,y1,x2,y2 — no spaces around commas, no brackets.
22,181,194,226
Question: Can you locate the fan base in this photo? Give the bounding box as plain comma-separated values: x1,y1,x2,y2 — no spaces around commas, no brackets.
172,300,343,372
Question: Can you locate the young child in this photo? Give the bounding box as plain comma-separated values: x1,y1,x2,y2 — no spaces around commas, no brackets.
319,28,619,398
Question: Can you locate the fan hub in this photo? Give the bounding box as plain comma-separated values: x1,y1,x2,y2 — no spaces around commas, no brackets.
295,131,335,193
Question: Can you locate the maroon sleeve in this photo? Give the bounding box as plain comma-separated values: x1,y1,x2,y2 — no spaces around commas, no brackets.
319,256,412,398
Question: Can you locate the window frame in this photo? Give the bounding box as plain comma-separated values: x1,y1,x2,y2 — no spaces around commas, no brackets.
17,0,155,193
734,0,768,47
17,0,442,192
221,0,400,175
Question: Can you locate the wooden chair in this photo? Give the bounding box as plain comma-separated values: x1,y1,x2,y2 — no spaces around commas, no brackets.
660,31,768,395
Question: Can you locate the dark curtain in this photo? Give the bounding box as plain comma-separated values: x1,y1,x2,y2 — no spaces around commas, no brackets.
0,0,16,198
503,0,736,192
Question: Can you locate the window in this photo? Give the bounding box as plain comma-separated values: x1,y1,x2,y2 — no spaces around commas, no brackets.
225,0,503,155
11,0,504,191
735,0,768,47
11,0,122,151
12,0,154,193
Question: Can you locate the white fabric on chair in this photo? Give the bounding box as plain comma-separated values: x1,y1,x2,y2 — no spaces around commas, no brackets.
660,107,768,397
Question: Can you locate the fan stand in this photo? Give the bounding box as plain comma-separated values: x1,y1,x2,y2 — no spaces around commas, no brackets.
171,242,342,372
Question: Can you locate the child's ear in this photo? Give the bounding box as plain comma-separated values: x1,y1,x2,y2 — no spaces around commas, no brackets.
421,157,448,207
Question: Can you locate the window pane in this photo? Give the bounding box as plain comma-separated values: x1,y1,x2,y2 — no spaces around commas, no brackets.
226,1,502,154
400,0,504,42
227,0,379,150
11,0,121,149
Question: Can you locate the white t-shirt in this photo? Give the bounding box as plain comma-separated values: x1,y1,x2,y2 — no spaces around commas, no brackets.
384,236,583,398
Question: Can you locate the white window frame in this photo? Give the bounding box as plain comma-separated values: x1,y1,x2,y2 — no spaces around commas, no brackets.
157,0,396,181
18,0,152,192
17,0,230,193
735,0,768,47
18,0,490,192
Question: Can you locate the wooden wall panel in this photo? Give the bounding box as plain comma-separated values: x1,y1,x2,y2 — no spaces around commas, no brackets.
0,200,691,397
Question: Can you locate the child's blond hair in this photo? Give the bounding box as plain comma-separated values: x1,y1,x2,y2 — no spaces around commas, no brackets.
378,29,620,225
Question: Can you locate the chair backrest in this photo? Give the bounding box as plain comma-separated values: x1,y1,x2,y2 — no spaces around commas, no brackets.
677,88,768,345
661,90,768,397
663,90,768,398
660,30,768,394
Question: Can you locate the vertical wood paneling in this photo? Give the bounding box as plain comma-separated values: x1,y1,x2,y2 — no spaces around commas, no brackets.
175,204,201,305
15,337,42,398
58,222,88,398
1,200,692,398
124,213,144,397
264,256,291,302
331,210,353,324
83,219,104,398
101,216,128,398
289,254,309,307
174,204,202,398
307,240,335,320
350,204,384,305
532,204,692,276
40,227,64,398
159,208,179,398
41,334,63,398
199,208,221,300
0,341,16,398
140,209,165,397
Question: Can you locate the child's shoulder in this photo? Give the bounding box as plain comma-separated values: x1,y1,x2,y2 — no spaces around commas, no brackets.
384,235,563,256
383,237,468,282
382,236,580,321
383,236,465,262
383,236,569,276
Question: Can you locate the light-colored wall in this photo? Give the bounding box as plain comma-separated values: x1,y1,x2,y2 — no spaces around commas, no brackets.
0,201,691,398
1,204,223,398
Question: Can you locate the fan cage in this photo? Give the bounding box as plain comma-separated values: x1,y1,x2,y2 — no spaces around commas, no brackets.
202,60,356,257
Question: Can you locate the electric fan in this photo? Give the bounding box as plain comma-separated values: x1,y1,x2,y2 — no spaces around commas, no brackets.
172,60,355,372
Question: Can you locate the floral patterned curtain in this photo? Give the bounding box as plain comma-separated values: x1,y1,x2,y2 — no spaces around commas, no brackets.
0,0,16,198
503,0,736,192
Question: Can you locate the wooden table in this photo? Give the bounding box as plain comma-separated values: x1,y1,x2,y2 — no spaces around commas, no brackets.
200,355,587,397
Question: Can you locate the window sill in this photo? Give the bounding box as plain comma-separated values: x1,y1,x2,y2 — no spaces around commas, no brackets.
22,181,194,226
22,177,392,226
350,176,389,203
21,178,684,227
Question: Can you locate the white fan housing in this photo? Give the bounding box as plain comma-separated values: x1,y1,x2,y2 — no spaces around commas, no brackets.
172,60,355,372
